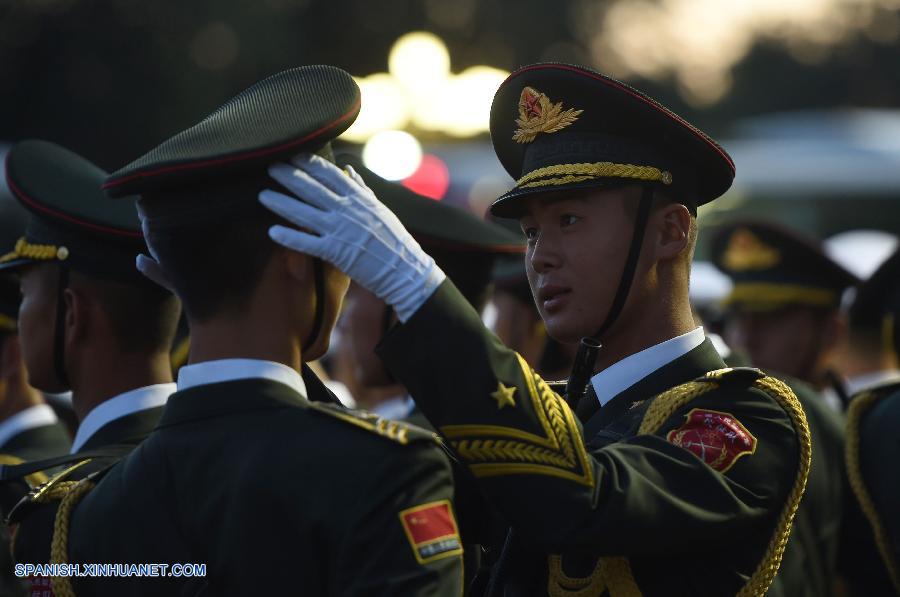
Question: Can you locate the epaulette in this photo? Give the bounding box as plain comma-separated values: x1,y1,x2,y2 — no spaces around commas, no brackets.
695,366,765,387
7,455,120,525
308,402,437,446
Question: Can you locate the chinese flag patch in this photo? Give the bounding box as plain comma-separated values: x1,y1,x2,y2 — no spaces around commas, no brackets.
399,500,462,564
667,408,757,473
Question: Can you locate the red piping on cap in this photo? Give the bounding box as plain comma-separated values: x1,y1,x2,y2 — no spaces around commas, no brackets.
4,154,143,238
498,64,735,173
104,97,362,191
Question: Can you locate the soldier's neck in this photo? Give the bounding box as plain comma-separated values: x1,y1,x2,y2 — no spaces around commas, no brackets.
70,351,174,422
591,298,697,375
186,318,303,374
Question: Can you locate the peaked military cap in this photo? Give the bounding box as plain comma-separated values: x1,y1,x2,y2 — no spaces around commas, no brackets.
337,154,524,253
849,247,900,332
488,63,735,218
0,140,148,283
105,65,360,214
711,220,859,311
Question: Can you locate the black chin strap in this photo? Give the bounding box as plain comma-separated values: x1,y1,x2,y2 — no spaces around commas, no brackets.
565,185,655,413
302,258,326,352
53,264,70,389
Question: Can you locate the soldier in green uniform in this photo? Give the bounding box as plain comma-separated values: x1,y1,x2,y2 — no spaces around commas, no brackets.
710,222,848,596
843,247,900,595
262,63,810,595
0,141,181,594
710,221,858,407
337,154,523,426
54,66,462,596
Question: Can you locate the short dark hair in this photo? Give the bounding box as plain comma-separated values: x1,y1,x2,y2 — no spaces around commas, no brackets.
71,271,180,355
146,210,278,322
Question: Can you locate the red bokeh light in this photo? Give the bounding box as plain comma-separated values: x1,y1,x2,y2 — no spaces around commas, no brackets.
402,153,450,200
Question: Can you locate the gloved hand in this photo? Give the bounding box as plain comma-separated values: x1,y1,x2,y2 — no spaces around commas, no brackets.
259,154,446,322
134,203,175,292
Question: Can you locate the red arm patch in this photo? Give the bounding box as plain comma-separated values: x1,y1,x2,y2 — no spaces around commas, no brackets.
666,408,757,473
398,500,463,564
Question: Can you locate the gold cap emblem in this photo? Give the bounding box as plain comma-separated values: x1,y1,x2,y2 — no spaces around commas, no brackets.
513,87,583,144
722,229,781,271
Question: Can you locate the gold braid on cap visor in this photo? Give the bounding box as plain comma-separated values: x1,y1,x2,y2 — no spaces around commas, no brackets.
515,162,673,189
0,238,69,264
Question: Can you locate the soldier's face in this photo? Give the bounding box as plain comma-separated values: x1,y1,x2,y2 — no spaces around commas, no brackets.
519,187,637,343
723,307,832,383
17,263,67,392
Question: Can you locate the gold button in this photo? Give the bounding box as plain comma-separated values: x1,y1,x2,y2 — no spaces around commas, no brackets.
56,246,69,260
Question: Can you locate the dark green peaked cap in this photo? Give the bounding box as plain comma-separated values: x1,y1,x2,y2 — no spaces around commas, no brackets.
850,247,900,330
104,65,360,202
711,220,859,311
0,140,147,282
337,154,524,254
488,63,735,218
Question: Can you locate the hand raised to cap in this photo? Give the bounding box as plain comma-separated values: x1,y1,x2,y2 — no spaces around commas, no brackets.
259,153,446,322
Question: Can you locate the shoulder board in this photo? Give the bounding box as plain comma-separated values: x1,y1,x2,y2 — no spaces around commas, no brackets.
307,402,437,446
695,367,766,387
8,460,91,524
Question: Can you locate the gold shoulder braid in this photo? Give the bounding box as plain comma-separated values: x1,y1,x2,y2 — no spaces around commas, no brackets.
845,390,900,594
547,368,811,597
49,477,95,597
0,237,69,264
440,354,594,486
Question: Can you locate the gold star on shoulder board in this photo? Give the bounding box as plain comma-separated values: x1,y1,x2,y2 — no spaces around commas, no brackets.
491,382,517,410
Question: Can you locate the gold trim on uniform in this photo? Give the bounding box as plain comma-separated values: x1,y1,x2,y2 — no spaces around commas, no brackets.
845,390,900,594
724,283,836,309
545,369,810,596
513,87,583,144
515,162,672,191
441,354,594,487
0,454,47,487
309,402,412,444
0,237,69,264
491,382,517,409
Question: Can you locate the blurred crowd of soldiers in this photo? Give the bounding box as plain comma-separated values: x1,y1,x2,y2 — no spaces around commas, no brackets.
0,62,897,596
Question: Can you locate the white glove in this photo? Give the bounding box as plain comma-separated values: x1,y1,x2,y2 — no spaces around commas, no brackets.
134,203,175,292
259,153,446,322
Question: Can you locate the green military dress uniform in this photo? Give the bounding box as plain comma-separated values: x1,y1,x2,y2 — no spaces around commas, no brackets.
710,222,853,597
842,248,900,595
372,64,810,596
45,66,462,596
0,141,179,596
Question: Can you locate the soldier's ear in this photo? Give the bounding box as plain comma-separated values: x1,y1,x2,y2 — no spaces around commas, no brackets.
653,202,691,262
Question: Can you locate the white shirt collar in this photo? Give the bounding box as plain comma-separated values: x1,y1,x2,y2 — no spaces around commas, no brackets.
177,358,307,398
0,404,59,450
590,327,706,407
71,383,175,454
371,395,416,420
846,369,900,397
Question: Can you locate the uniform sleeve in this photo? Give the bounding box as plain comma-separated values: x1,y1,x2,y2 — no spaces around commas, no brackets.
377,280,804,556
334,441,464,597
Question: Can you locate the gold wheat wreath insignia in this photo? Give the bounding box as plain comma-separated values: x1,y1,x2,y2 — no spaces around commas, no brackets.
513,87,583,144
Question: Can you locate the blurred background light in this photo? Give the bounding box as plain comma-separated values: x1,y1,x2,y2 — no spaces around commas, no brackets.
401,153,450,200
362,130,423,181
343,73,411,142
388,31,451,93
